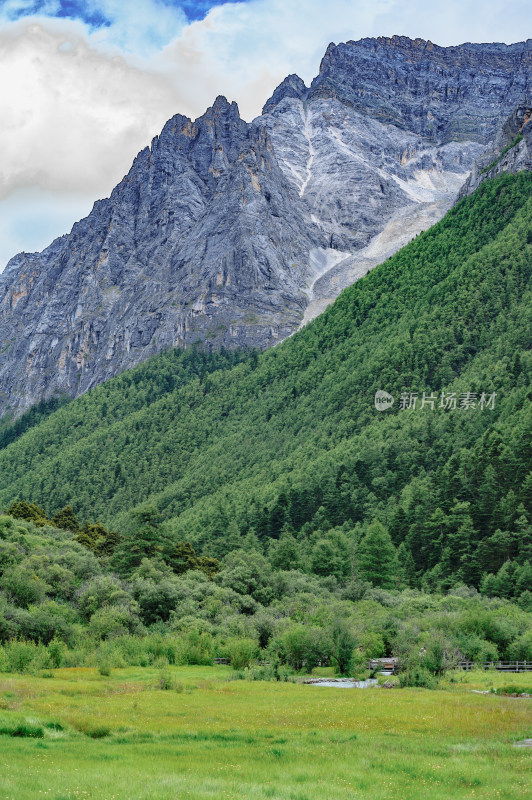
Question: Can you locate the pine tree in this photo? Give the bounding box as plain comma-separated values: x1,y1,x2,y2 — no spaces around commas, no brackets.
397,542,417,588
111,505,172,575
357,520,398,589
7,499,48,527
51,506,80,532
170,541,199,574
270,527,301,571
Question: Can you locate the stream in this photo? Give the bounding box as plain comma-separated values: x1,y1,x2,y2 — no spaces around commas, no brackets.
304,678,379,688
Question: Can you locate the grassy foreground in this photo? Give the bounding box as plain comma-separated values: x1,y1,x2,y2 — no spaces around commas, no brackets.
0,667,531,800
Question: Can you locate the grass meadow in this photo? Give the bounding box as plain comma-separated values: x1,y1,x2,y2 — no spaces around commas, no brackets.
0,666,531,800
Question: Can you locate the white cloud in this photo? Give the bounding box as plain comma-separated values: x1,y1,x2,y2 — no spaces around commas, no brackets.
156,0,392,121
85,0,187,57
0,0,530,270
0,18,184,201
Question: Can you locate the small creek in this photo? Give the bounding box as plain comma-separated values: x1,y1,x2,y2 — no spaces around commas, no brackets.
305,678,378,688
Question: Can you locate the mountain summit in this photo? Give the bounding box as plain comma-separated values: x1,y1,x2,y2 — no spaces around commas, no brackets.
0,36,531,417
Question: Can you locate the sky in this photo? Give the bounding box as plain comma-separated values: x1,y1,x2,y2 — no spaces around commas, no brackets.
0,0,530,270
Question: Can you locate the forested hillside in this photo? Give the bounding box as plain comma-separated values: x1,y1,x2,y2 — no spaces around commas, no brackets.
0,173,531,598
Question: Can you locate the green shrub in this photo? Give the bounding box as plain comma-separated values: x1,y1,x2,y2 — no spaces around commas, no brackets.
2,640,50,673
97,660,112,677
227,637,258,670
398,667,438,689
158,669,174,690
244,664,278,681
330,621,357,676
507,629,532,661
0,566,48,608
45,721,63,730
274,624,331,673
48,637,67,668
144,634,180,665
495,684,531,696
88,605,140,640
176,630,214,666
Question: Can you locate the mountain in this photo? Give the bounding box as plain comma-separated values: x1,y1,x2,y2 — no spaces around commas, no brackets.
0,36,531,418
0,172,530,592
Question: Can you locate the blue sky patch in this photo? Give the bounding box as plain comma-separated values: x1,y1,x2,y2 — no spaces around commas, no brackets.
3,0,246,26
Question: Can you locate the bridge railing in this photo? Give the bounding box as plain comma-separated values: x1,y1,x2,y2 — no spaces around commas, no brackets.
457,661,532,672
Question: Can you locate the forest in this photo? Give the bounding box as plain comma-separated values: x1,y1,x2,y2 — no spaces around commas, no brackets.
1,510,531,683
0,172,531,679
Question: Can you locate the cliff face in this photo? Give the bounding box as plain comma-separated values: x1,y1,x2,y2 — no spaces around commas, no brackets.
0,36,531,417
0,99,324,411
308,37,532,142
458,102,532,198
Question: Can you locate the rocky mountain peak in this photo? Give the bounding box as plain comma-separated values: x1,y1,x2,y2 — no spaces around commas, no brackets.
0,35,531,418
262,74,308,113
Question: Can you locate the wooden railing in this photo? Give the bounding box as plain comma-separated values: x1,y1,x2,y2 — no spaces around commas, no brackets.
215,657,532,673
457,661,532,672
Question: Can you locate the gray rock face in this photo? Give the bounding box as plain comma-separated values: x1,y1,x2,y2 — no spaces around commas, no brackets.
308,37,532,142
0,98,323,413
0,36,531,417
458,102,532,197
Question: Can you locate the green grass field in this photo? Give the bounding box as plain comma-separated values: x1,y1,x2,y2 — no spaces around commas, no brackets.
0,666,531,800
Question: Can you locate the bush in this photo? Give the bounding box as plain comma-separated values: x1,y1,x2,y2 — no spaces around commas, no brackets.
48,639,67,667
135,579,181,625
398,667,438,689
14,601,75,645
0,566,48,608
176,630,214,666
76,576,132,620
158,668,174,690
360,631,385,660
226,637,258,670
74,721,110,738
1,640,50,673
495,684,531,696
422,635,461,675
330,621,357,676
507,629,532,661
274,625,331,673
88,605,141,640
245,664,279,681
227,663,295,683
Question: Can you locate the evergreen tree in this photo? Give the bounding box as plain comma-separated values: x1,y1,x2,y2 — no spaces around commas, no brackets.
112,505,173,576
397,542,417,588
170,542,199,574
357,520,398,588
51,506,79,532
196,556,220,579
270,528,301,571
6,500,48,527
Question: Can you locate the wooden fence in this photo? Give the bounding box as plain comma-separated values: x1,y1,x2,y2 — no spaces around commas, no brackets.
457,661,532,672
215,657,532,673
